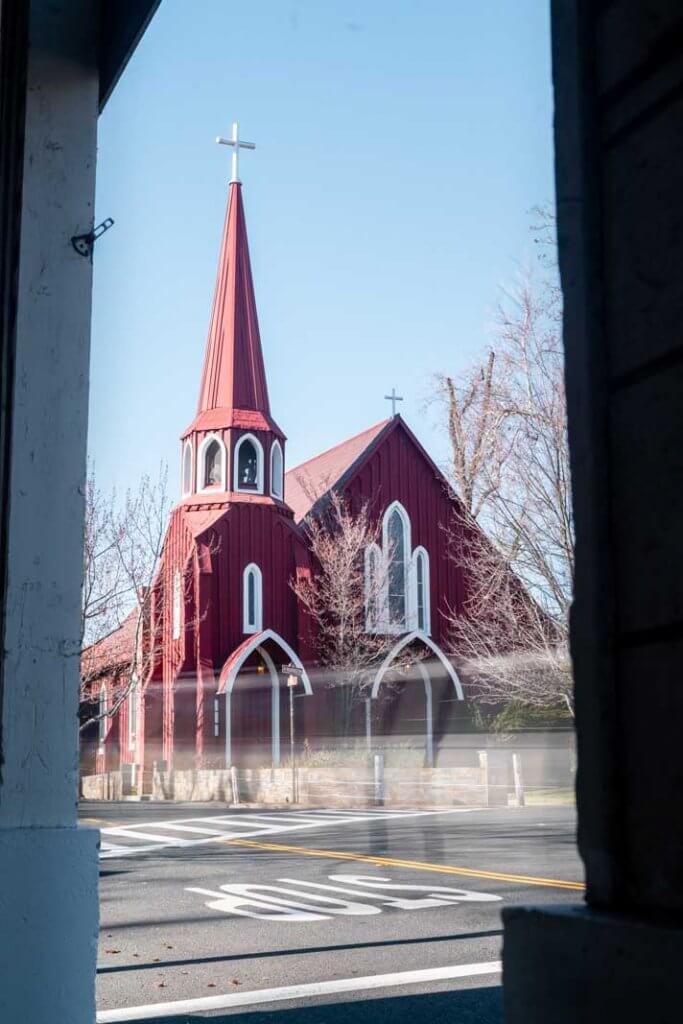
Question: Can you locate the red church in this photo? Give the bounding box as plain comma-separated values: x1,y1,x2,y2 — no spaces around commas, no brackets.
87,134,475,787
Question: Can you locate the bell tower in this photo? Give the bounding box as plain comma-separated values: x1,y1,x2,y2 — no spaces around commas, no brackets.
180,125,286,504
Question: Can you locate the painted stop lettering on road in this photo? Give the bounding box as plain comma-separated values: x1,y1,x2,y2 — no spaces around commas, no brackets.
187,873,501,922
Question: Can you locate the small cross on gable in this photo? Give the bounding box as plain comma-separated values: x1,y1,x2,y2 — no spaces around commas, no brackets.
384,387,404,417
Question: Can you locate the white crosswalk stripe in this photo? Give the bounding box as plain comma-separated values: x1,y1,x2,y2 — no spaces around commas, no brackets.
98,807,472,860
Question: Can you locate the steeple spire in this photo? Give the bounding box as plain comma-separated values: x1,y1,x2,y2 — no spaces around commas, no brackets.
180,134,286,504
196,180,271,417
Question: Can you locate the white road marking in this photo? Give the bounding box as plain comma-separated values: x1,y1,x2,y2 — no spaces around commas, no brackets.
187,872,501,921
102,828,195,845
140,822,230,836
99,807,473,859
96,960,501,1022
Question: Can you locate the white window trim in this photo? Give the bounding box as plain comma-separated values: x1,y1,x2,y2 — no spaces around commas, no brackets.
270,439,284,499
213,696,220,738
412,545,431,635
382,501,412,634
181,439,194,497
243,562,263,634
197,432,226,493
234,433,264,494
172,569,182,640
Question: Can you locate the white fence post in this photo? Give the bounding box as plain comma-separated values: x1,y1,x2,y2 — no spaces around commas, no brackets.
478,750,490,807
374,752,385,806
512,753,525,807
230,765,240,806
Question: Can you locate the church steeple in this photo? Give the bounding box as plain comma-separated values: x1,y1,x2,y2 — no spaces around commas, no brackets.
180,127,286,503
196,181,271,416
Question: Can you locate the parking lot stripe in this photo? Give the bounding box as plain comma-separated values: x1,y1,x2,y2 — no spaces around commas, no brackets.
227,838,585,891
96,959,502,1021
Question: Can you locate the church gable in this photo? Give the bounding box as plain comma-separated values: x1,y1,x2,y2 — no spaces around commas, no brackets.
284,419,391,522
286,415,464,648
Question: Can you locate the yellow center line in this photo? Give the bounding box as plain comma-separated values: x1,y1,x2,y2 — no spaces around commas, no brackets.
224,838,585,892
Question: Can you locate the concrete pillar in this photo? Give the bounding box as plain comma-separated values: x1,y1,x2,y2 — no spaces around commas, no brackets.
505,3,683,1020
0,2,100,1020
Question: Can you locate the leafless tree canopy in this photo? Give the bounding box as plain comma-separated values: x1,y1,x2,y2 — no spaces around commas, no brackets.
436,211,574,715
291,488,406,734
80,464,171,730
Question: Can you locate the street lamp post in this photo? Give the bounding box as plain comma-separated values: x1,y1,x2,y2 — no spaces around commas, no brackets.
282,663,303,803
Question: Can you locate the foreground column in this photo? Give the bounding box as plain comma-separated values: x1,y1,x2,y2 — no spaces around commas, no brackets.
504,2,683,1020
0,3,100,1021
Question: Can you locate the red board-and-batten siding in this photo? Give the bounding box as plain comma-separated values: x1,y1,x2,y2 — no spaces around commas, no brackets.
153,416,468,767
351,423,468,647
158,496,310,765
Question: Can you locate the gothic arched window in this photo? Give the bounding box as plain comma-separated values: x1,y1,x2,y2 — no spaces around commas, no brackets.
243,563,263,634
182,442,193,496
234,434,263,493
386,507,408,629
414,547,430,633
203,439,222,488
270,441,283,499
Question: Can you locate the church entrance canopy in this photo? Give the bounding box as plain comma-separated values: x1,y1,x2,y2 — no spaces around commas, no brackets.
217,630,312,768
369,630,464,768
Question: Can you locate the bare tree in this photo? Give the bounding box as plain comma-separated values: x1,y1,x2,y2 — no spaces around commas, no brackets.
436,214,574,716
79,464,171,732
291,488,409,736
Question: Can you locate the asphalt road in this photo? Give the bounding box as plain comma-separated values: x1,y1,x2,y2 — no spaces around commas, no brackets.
81,802,583,1024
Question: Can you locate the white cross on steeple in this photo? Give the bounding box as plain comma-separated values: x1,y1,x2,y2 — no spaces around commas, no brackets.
216,122,256,184
385,387,404,417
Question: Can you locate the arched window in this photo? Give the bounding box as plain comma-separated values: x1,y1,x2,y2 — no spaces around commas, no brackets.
243,563,263,633
382,502,411,632
197,434,226,492
182,441,193,496
364,543,382,631
98,683,107,743
270,441,283,499
234,434,263,493
387,510,406,627
414,547,430,633
204,440,222,488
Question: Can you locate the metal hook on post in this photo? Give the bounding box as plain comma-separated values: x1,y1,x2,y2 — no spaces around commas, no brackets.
71,217,114,258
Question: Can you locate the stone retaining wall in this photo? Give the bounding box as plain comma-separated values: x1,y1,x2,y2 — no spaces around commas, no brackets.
148,764,490,807
81,771,122,801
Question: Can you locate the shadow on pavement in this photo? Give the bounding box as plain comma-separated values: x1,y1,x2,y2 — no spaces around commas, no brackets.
120,985,502,1024
97,929,502,975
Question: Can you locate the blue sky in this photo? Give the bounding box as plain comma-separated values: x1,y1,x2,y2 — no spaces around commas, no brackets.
90,0,555,495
